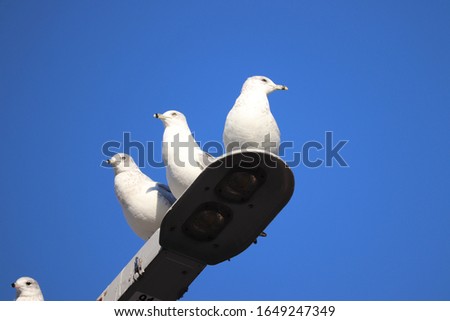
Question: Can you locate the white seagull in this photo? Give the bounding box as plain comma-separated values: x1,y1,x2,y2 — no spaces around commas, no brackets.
223,75,288,155
11,276,44,301
154,110,214,199
108,153,176,240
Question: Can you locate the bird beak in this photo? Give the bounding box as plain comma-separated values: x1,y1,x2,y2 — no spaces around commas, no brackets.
154,113,166,119
276,84,288,91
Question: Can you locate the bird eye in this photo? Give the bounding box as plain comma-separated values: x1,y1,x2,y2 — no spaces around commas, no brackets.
121,156,126,160
261,78,268,83
26,281,32,286
171,112,177,116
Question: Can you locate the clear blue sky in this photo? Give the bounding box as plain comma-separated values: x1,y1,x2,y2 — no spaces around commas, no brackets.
1,0,449,300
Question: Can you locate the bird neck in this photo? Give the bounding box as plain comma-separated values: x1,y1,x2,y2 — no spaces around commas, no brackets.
163,125,196,144
18,291,43,300
114,164,141,175
236,90,270,111
162,126,201,166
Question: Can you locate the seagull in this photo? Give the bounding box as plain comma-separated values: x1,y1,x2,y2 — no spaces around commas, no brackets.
107,153,176,240
223,76,288,155
154,110,214,199
11,276,44,301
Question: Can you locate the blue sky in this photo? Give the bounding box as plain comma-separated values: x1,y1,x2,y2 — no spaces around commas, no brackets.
1,0,449,300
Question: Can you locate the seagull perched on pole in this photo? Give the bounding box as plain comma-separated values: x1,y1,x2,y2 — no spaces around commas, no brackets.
223,76,288,155
154,110,214,199
107,153,176,240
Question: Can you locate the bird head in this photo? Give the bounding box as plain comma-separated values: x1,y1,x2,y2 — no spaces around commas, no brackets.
241,76,288,95
107,153,139,174
12,277,43,300
153,110,188,128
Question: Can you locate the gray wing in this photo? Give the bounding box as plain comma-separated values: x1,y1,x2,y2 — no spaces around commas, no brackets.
187,133,216,170
155,182,177,203
194,148,216,170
